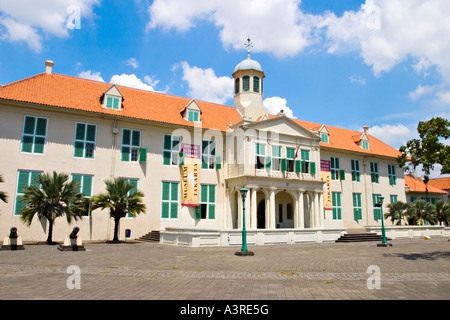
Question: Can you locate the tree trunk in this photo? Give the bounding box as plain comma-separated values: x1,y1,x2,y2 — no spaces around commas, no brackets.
47,219,54,245
113,216,120,242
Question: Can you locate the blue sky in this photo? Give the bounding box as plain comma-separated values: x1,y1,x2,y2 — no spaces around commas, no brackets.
0,0,449,161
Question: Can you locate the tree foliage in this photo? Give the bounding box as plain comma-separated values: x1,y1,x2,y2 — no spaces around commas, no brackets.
397,117,450,184
0,174,7,203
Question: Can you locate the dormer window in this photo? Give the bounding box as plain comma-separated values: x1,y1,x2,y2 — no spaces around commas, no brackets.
105,96,121,110
103,85,123,111
321,133,329,143
362,140,369,150
188,110,200,122
318,125,329,143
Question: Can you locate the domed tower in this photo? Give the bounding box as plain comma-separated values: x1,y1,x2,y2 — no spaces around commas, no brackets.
233,39,267,121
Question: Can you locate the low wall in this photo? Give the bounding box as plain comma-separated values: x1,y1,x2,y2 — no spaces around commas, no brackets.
160,228,346,247
365,225,450,239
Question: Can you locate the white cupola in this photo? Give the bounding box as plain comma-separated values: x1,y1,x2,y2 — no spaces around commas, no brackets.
232,39,267,121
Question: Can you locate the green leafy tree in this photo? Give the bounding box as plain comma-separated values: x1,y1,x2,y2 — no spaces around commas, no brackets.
20,172,85,244
435,200,450,226
406,200,437,225
385,201,409,225
397,117,450,186
0,174,7,203
91,177,146,243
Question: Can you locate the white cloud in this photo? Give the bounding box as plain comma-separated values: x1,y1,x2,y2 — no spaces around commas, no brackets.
0,0,99,51
125,57,139,69
263,97,295,118
349,74,366,85
78,70,105,82
409,84,435,101
178,61,233,104
367,123,413,149
110,74,155,91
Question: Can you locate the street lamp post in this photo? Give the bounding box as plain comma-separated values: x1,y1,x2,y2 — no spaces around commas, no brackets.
235,187,254,256
376,196,392,247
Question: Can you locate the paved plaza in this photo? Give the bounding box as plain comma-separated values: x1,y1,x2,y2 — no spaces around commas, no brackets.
1,237,449,303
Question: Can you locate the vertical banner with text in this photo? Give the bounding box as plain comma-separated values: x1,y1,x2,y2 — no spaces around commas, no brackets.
321,160,332,211
180,143,200,206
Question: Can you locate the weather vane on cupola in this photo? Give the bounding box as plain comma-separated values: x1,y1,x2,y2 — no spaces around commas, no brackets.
245,37,253,59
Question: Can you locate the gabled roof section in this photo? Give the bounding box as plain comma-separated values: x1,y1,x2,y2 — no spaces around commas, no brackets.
103,84,123,98
427,177,450,191
405,176,447,194
252,113,320,140
180,99,202,114
0,72,242,132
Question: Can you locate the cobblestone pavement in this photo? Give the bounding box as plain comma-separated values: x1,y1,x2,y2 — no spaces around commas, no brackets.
1,237,449,301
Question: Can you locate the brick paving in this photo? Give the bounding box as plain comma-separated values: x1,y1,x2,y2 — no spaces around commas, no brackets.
0,237,449,301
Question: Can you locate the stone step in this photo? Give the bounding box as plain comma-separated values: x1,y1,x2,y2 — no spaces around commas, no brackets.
336,232,391,243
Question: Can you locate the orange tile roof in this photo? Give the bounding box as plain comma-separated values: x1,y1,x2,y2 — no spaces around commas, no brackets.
427,177,450,191
0,73,242,132
0,72,401,159
264,115,401,159
405,176,447,194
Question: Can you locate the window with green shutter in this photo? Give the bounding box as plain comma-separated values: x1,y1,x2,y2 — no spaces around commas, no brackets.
21,116,48,154
353,193,362,220
330,157,340,180
390,195,398,204
14,170,42,215
362,140,369,150
373,194,382,220
197,184,216,219
161,181,178,219
74,122,96,159
351,159,360,182
105,96,121,110
163,134,181,166
321,133,329,143
286,147,296,172
255,143,266,169
188,110,200,122
72,174,94,216
202,140,216,169
388,164,396,185
332,192,342,220
272,146,281,171
121,129,141,162
370,162,379,183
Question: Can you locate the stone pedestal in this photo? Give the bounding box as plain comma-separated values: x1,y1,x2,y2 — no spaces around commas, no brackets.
1,236,24,250
58,237,85,251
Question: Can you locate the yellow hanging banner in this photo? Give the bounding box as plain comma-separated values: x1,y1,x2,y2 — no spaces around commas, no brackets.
180,143,200,206
320,160,332,210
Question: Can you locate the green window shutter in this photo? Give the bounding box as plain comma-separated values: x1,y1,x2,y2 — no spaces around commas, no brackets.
281,158,287,172
178,152,184,166
339,169,345,180
164,135,171,150
287,148,295,159
17,171,30,193
265,157,271,169
209,185,215,203
195,205,201,219
161,202,169,218
86,125,96,142
106,97,113,108
35,118,47,136
310,162,316,174
295,160,301,173
82,176,93,197
72,174,82,193
132,131,140,147
21,136,33,153
162,182,170,201
139,148,147,163
24,116,35,134
113,97,120,109
208,204,215,219
301,160,306,173
74,141,84,157
122,129,131,145
171,182,178,201
170,202,178,218
34,137,45,154
30,172,41,187
201,185,208,203
163,151,171,165
215,156,221,169
121,147,130,161
76,123,85,140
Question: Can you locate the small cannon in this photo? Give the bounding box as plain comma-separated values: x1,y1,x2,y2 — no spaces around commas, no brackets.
1,227,24,250
58,227,85,251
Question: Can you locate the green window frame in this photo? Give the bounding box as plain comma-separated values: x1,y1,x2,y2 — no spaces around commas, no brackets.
332,192,342,220
272,146,282,171
321,133,329,143
74,123,96,159
388,164,396,185
362,140,369,150
373,194,382,220
196,184,216,219
370,162,379,183
21,115,48,154
330,157,340,180
353,193,362,220
14,170,42,215
188,110,200,122
121,129,141,162
253,76,260,93
286,147,296,172
161,181,178,219
202,140,216,169
390,195,398,204
243,76,250,92
255,143,266,170
105,96,121,110
72,174,93,216
163,134,181,166
351,159,360,182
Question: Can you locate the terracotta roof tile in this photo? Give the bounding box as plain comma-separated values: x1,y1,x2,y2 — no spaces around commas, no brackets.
427,177,450,190
405,176,447,194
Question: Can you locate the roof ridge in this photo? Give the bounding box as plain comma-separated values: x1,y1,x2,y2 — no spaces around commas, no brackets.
0,72,47,90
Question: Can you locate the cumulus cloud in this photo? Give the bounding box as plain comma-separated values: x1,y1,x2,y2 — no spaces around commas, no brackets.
110,74,156,91
125,57,139,69
177,61,233,104
0,0,99,51
367,123,413,149
78,70,105,82
263,97,295,118
409,84,435,101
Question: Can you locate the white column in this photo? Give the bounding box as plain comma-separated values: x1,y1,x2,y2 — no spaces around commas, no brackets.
250,188,257,229
269,188,276,229
314,191,320,229
318,192,324,228
297,191,305,229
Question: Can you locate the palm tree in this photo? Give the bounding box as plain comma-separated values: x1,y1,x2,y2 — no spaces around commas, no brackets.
91,177,146,243
20,171,86,244
406,200,437,225
0,174,7,203
435,200,450,226
386,201,409,225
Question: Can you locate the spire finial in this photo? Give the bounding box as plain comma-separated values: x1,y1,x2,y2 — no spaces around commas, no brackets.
244,37,253,59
